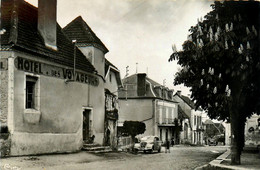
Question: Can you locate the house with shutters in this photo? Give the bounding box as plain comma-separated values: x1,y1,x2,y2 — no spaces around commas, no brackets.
118,73,183,144
0,0,122,156
173,92,204,145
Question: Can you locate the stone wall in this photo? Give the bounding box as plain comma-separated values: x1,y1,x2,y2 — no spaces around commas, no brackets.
0,68,8,125
0,58,10,157
0,133,11,157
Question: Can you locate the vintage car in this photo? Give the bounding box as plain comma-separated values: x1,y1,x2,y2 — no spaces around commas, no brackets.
208,137,217,146
134,136,162,153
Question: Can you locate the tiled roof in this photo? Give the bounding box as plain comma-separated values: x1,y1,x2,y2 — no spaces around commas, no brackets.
0,0,96,73
63,16,109,54
178,105,189,119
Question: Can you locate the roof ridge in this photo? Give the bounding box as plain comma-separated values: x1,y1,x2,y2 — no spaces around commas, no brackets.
63,16,109,53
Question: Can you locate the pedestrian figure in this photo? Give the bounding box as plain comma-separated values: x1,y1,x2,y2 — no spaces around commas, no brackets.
165,139,170,153
171,138,174,146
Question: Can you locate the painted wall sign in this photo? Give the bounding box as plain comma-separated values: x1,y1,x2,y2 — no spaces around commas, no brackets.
0,58,8,70
14,57,99,86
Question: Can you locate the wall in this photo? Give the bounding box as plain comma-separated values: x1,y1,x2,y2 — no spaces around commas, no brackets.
155,100,178,142
191,110,203,145
9,51,105,155
119,99,154,136
0,52,10,126
77,46,106,144
78,46,105,77
244,114,260,147
104,70,118,95
173,95,192,144
0,52,12,157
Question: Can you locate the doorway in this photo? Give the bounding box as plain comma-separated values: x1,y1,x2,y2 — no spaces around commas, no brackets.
83,109,91,141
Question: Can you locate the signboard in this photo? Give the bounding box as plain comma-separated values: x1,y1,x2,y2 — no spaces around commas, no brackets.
14,57,99,86
0,58,8,70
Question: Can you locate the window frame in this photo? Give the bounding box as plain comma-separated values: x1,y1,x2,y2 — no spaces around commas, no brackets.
24,73,40,110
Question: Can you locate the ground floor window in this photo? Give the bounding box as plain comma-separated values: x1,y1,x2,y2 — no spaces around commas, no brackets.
26,75,38,109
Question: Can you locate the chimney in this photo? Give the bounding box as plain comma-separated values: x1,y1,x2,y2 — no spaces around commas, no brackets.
38,0,57,50
177,90,181,95
137,73,146,96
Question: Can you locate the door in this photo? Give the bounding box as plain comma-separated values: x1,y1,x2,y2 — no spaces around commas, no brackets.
83,109,90,141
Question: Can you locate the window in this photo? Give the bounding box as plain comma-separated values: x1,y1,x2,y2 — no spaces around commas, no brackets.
26,76,38,109
109,73,112,82
194,115,197,126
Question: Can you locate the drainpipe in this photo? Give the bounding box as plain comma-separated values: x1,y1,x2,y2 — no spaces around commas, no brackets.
72,40,76,81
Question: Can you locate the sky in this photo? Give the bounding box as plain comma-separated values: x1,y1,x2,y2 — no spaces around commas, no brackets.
26,0,213,96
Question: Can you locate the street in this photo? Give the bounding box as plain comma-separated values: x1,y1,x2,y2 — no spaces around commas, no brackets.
1,145,227,170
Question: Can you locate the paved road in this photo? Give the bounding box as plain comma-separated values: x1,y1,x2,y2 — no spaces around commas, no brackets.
1,145,227,170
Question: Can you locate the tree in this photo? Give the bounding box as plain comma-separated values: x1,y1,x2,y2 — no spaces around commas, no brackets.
123,121,146,146
169,1,260,165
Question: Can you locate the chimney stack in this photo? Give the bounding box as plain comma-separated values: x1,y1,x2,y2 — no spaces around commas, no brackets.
137,73,146,96
38,0,57,50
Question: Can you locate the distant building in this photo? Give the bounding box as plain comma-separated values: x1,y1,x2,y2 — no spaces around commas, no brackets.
118,73,183,144
173,92,204,145
103,59,123,149
244,114,260,148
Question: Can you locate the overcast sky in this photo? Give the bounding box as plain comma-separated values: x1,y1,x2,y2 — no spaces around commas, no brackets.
26,0,213,95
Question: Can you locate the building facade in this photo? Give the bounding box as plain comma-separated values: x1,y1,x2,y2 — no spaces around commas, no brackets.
103,59,122,149
63,16,122,150
118,73,181,143
0,0,121,156
173,92,204,145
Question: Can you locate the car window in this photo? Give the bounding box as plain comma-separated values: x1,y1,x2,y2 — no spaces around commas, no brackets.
141,136,154,142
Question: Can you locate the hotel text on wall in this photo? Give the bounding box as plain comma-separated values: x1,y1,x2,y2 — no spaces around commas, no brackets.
14,57,99,86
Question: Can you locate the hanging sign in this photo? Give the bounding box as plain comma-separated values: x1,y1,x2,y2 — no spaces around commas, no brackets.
14,57,99,86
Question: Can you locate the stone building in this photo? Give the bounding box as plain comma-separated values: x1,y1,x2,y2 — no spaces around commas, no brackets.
0,0,121,156
63,16,122,150
118,73,182,143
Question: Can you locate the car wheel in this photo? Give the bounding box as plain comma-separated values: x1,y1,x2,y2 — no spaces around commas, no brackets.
134,149,138,154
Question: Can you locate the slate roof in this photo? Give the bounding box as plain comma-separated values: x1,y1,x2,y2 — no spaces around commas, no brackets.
119,74,177,102
178,105,189,119
174,92,203,111
0,0,96,73
63,16,109,54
